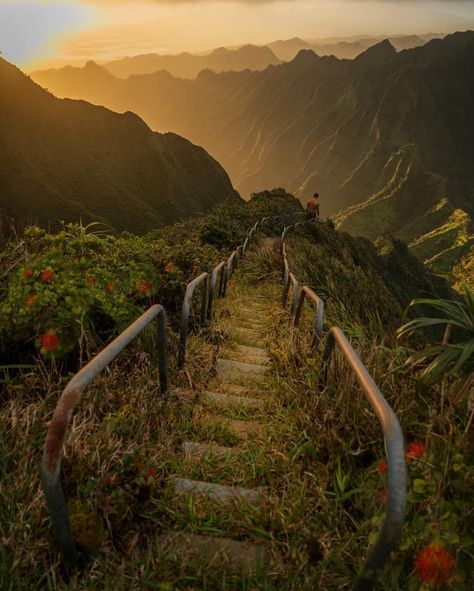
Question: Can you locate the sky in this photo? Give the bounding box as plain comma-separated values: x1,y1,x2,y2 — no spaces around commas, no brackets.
1,0,474,69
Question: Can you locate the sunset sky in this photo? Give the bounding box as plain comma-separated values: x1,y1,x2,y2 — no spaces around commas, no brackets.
1,0,474,69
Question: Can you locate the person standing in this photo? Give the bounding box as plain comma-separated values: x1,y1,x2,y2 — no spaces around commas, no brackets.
305,193,320,221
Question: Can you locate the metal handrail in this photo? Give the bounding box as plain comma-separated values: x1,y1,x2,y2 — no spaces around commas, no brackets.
179,272,209,367
208,262,227,320
179,213,296,367
281,226,406,588
282,271,299,319
41,304,168,569
320,327,407,590
227,251,237,277
293,285,325,345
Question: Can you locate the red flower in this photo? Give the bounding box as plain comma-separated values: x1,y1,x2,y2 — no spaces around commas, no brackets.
146,467,156,478
137,280,152,295
377,461,388,474
165,263,174,273
22,268,33,279
407,441,426,460
41,270,55,282
26,294,37,309
415,543,455,585
106,282,114,293
40,331,59,352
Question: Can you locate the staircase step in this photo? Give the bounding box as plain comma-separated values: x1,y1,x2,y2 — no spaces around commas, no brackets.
202,390,263,409
203,413,262,439
235,328,266,347
227,418,262,439
182,440,238,459
216,359,268,384
170,477,262,505
158,532,268,574
226,345,270,365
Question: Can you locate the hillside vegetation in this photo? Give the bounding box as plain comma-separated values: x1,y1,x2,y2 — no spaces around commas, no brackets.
0,58,238,233
1,190,472,590
0,190,300,365
32,32,474,268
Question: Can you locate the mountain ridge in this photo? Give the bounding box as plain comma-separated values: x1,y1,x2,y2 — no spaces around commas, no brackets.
29,32,474,266
102,44,281,79
0,58,239,233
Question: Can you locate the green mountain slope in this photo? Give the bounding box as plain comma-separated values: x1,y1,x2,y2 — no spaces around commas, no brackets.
0,58,238,233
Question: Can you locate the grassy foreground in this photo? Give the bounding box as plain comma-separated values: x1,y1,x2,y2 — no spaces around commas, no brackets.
1,197,472,590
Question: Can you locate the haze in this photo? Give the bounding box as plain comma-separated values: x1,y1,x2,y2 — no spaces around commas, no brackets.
1,0,474,69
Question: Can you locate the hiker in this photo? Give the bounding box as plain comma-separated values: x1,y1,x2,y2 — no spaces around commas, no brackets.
305,193,320,221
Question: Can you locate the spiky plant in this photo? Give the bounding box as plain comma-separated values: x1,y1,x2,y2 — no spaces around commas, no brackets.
397,287,474,401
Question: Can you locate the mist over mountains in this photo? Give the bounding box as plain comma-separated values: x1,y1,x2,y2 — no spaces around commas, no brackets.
102,45,281,79
0,58,238,233
268,33,441,61
32,32,474,268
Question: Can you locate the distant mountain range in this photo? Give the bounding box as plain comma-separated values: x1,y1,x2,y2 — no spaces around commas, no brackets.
31,32,474,268
102,45,280,79
0,58,238,233
268,33,442,61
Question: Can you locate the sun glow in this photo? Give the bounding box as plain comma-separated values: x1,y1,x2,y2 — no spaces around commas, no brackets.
0,0,473,69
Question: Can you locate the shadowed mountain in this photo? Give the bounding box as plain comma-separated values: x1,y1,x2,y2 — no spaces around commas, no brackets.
102,45,280,79
31,33,474,267
0,58,238,233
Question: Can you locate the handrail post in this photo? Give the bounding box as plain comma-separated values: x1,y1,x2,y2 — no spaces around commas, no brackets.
201,274,209,323
179,272,209,367
281,262,290,307
220,264,228,297
293,287,325,346
156,310,168,395
289,274,299,320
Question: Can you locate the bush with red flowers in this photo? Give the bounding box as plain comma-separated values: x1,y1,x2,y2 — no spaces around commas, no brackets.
415,543,455,586
0,221,223,359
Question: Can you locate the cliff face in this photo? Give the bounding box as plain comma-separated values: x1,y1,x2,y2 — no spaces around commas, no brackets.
0,59,239,233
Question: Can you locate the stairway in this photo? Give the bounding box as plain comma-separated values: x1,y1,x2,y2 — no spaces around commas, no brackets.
160,281,280,576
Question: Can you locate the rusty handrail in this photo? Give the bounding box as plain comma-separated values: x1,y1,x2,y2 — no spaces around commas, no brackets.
41,304,168,569
208,262,227,320
179,272,209,366
320,327,407,590
294,285,325,345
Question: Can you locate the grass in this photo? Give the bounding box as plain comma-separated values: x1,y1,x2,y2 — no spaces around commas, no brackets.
1,233,472,590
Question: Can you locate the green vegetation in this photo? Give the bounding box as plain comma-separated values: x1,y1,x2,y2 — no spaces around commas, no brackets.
0,190,300,364
1,191,472,589
397,287,474,396
0,57,237,233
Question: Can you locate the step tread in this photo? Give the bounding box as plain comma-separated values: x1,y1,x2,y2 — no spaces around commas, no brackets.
225,345,270,366
182,440,238,458
202,390,263,408
170,477,262,504
202,413,262,439
158,532,268,573
216,358,268,385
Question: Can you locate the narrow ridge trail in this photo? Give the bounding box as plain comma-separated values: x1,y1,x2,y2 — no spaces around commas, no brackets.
157,240,319,587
